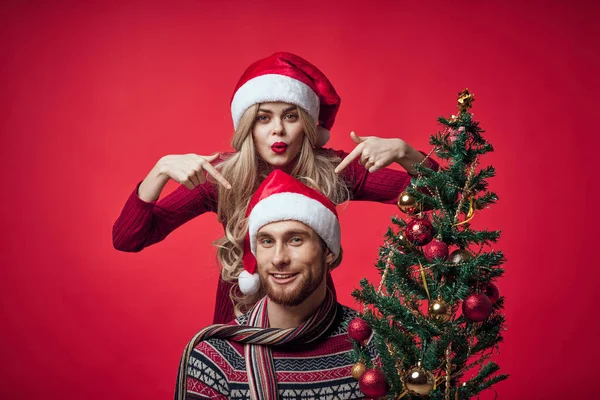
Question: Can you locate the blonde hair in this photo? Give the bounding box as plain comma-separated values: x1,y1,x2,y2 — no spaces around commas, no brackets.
212,104,349,315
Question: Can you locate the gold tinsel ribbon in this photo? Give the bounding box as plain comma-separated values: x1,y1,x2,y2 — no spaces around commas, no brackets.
452,197,475,226
377,246,394,295
445,346,452,400
418,260,431,301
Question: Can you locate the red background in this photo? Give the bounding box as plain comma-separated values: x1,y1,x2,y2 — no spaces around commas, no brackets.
1,1,598,398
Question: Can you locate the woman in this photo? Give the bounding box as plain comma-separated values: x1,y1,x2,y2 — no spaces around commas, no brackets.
112,52,437,323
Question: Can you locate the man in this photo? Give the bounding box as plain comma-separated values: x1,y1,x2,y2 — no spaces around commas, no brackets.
176,170,379,400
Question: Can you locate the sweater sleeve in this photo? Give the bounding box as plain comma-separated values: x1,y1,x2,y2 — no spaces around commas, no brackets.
112,181,218,252
335,149,440,204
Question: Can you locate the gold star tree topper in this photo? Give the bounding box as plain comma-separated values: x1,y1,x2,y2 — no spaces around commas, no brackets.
457,88,475,112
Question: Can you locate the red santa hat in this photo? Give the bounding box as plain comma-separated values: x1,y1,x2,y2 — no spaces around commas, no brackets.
230,52,341,147
238,170,341,295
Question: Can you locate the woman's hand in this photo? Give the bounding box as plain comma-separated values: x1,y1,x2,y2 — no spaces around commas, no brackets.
138,153,231,202
157,153,232,190
335,132,426,175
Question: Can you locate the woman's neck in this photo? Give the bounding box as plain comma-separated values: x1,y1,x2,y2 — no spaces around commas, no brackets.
263,155,300,175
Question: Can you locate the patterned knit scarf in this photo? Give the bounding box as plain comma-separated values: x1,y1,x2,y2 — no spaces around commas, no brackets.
177,288,338,400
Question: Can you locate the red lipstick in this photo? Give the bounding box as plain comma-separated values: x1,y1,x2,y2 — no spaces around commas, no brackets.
271,142,288,154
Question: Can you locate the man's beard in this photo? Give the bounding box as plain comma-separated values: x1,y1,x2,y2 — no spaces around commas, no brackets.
262,258,327,307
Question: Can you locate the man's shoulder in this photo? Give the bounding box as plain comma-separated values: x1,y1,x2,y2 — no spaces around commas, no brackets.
338,303,359,323
191,319,246,366
324,303,359,336
189,328,245,384
339,304,360,319
194,334,241,354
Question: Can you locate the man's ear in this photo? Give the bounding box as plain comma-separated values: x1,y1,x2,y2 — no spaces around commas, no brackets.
325,248,336,268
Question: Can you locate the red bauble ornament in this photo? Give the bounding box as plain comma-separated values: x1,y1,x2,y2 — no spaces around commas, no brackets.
404,218,435,246
359,369,389,398
423,238,449,261
484,283,500,304
462,293,493,322
348,317,372,343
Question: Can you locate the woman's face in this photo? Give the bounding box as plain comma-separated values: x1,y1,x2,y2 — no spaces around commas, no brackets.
252,102,305,168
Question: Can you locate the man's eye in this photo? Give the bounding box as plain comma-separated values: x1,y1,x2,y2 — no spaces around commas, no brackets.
290,237,303,244
260,238,273,246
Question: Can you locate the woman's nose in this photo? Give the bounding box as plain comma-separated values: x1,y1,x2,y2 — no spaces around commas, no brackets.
271,119,285,136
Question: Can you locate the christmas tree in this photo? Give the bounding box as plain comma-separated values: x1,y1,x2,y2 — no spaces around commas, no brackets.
348,90,508,399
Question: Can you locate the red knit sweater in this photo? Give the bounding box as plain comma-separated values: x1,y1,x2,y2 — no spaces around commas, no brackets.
112,148,437,323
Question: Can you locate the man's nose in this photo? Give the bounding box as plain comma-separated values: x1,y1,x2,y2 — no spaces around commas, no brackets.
271,242,290,267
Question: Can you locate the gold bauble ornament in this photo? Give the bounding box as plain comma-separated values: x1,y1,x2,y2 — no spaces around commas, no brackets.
397,191,419,214
351,361,367,380
404,362,434,396
428,298,452,323
447,249,473,265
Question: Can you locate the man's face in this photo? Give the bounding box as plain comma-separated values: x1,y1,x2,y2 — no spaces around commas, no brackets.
255,220,335,306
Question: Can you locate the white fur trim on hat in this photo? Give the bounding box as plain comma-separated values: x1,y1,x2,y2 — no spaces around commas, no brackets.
248,192,341,257
238,270,261,295
231,74,320,130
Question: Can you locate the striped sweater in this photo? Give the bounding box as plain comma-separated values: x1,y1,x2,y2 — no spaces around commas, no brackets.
183,304,378,399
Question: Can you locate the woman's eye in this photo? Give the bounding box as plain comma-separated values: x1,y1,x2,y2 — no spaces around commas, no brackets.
285,114,298,121
256,115,269,122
